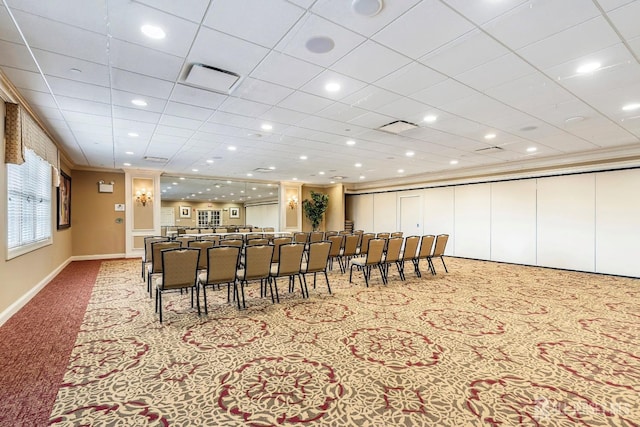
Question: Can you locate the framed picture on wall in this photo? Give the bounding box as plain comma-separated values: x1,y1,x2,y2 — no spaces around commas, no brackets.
179,205,191,218
229,207,240,219
57,171,71,229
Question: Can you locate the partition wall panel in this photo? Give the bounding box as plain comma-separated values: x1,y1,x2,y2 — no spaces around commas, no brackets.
490,180,537,265
595,169,640,277
373,192,397,233
246,203,279,231
536,174,595,272
351,193,374,232
454,183,491,259
423,187,455,255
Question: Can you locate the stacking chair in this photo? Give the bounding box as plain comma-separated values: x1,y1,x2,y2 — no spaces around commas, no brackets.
324,231,338,238
184,228,199,234
263,227,275,232
356,233,375,256
236,245,274,309
391,231,404,238
377,232,390,239
238,228,251,233
413,235,435,277
188,240,215,272
224,233,243,240
247,238,269,246
300,241,332,295
220,239,243,248
142,236,168,279
349,238,386,287
339,230,350,235
200,228,214,234
269,243,305,302
309,231,324,243
381,237,403,282
198,246,241,312
246,233,263,240
215,228,228,233
200,235,221,245
148,241,180,296
293,232,309,245
428,234,450,274
251,227,263,232
154,248,200,323
175,236,196,247
327,234,345,272
271,237,292,264
339,234,360,273
398,236,420,280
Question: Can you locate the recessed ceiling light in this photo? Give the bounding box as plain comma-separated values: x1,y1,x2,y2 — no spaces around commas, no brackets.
319,171,325,175
449,160,458,165
405,151,415,157
293,177,298,181
397,169,404,173
305,36,335,54
206,188,211,191
131,99,147,107
346,140,356,146
359,175,365,180
125,151,134,155
325,82,341,92
527,147,538,153
206,159,214,164
268,166,276,170
141,24,165,40
330,181,336,184
228,146,236,151
127,132,139,137
172,182,178,185
261,123,273,131
241,190,245,193
252,187,257,190
226,180,232,184
215,184,220,188
198,191,202,194
622,103,640,111
565,116,585,123
576,61,601,74
123,162,131,166
484,133,496,140
423,115,437,123
180,177,185,180
354,163,362,167
230,193,234,196
192,169,198,172
352,0,383,16
520,126,538,132
300,155,308,160
247,173,253,177
162,190,166,193
167,187,172,190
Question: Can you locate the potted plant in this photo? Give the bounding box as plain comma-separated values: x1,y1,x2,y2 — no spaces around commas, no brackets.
302,191,329,231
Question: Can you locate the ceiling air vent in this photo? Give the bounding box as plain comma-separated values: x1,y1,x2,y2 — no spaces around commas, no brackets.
143,156,169,163
378,120,419,134
475,146,504,153
183,63,241,95
253,167,273,173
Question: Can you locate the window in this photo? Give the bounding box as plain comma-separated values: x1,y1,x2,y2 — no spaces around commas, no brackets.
197,210,221,228
7,148,52,258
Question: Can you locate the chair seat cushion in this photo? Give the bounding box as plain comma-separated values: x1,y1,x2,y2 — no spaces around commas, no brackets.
350,257,366,266
198,271,207,282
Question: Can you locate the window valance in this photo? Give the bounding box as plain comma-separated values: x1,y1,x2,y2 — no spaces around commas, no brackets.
5,102,59,169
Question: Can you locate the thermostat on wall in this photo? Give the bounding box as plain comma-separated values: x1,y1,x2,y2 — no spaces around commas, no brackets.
115,204,125,211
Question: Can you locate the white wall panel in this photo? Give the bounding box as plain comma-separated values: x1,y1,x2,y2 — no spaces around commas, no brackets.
595,169,640,277
423,187,455,255
373,192,397,233
349,194,374,232
454,183,491,259
246,203,279,231
491,180,537,264
537,174,595,272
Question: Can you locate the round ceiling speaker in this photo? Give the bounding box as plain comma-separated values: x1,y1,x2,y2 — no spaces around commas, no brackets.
305,36,335,54
352,0,383,16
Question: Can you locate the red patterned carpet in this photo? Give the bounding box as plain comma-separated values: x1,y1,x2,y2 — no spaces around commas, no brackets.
0,260,101,426
4,258,640,425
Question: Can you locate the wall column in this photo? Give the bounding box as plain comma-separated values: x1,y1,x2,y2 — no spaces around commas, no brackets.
125,169,161,258
279,182,302,233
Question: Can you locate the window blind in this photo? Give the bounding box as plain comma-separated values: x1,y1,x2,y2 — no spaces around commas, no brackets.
7,148,52,256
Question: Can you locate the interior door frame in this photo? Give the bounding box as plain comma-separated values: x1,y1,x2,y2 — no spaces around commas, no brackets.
397,193,423,237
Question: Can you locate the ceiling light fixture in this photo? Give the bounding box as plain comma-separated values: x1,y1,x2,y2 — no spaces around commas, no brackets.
355,163,362,167
352,0,383,16
268,166,276,170
346,140,356,146
141,24,166,40
622,103,640,111
405,151,415,157
319,171,325,175
131,99,147,107
300,155,308,160
484,133,497,140
359,175,365,179
127,132,139,137
423,114,437,123
397,169,404,173
206,159,214,164
123,162,131,166
261,123,273,130
228,146,236,151
450,160,458,165
305,36,335,54
325,82,341,92
576,61,601,74
192,169,198,172
527,147,538,153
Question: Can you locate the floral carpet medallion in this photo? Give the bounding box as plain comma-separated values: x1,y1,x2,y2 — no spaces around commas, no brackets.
49,258,640,425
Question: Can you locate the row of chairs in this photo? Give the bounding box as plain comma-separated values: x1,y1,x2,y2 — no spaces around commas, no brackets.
178,226,276,234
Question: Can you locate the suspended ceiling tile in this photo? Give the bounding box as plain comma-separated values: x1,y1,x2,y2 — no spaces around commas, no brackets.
331,40,411,83
109,39,184,82
374,62,447,96
7,0,108,33
258,106,308,126
341,85,403,111
315,102,368,122
0,40,37,71
607,0,640,40
110,68,174,99
410,78,477,107
250,51,323,89
111,105,162,124
442,0,529,25
164,101,214,121
47,75,111,103
348,111,396,129
2,67,48,92
278,91,334,114
111,89,167,113
170,84,227,110
455,53,534,92
134,0,210,23
232,77,294,105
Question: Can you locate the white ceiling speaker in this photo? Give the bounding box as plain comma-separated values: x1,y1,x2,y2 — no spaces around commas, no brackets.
183,63,241,95
305,36,335,53
352,0,383,16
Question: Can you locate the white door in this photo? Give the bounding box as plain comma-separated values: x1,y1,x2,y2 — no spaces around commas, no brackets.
399,195,422,237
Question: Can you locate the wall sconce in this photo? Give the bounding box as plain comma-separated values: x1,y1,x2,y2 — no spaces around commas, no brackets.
135,188,152,206
288,196,298,210
98,180,115,193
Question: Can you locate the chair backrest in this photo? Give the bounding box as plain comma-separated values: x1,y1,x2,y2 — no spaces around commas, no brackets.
241,245,274,281
252,227,263,232
328,235,345,257
175,236,196,247
275,243,305,276
263,227,275,232
365,239,385,265
151,241,181,273
391,231,403,238
293,232,309,244
309,231,324,243
200,235,221,244
324,231,338,238
215,228,228,233
339,230,350,235
271,237,292,263
238,228,251,233
188,240,215,270
185,228,199,234
342,234,359,257
200,228,213,234
144,236,168,262
402,236,420,261
160,248,199,290
432,234,449,257
246,233,263,240
353,229,364,235
418,235,436,259
205,246,240,285
220,239,243,247
247,238,269,246
359,233,374,255
385,237,403,263
223,233,242,240
305,241,331,274
377,232,390,239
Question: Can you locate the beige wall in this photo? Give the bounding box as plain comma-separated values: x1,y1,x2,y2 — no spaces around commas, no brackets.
301,184,344,232
161,200,246,227
71,170,126,256
0,100,73,316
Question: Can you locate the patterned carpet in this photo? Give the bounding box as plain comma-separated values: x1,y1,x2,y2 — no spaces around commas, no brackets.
48,258,639,426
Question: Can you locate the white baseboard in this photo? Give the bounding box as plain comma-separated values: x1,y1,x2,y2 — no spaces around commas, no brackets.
70,253,127,261
0,257,72,327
